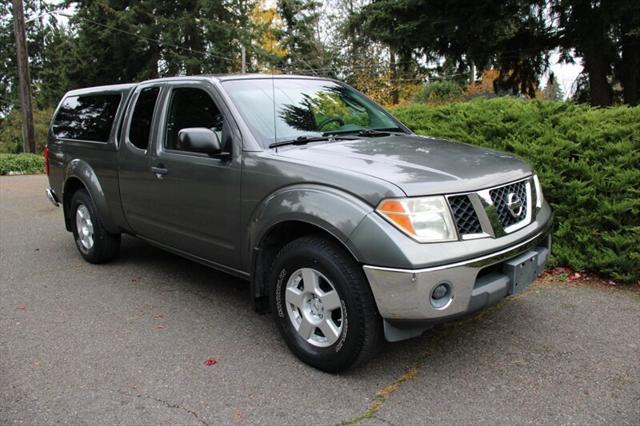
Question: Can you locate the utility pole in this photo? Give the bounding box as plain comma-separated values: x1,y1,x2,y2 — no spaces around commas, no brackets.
12,0,36,153
241,45,246,74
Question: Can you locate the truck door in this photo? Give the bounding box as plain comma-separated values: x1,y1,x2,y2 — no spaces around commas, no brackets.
118,83,163,236
121,80,243,269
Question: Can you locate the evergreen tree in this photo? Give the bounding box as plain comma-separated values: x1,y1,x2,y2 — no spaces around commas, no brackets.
551,0,640,106
35,24,74,108
611,1,640,106
552,0,617,106
0,1,17,115
65,0,257,86
65,1,161,86
277,0,329,72
354,0,555,98
1,0,70,113
2,0,639,109
542,72,564,100
248,0,288,71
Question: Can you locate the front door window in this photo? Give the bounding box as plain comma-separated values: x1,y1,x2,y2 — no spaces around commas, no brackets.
164,87,224,152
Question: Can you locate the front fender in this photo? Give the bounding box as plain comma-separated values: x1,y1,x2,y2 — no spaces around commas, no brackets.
63,159,119,233
247,184,375,264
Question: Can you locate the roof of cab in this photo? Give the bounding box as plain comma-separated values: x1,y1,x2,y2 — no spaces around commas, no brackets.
215,73,328,81
139,73,330,84
62,74,332,97
65,83,136,97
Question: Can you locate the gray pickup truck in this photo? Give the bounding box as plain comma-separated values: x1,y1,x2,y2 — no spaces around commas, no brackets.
45,75,552,372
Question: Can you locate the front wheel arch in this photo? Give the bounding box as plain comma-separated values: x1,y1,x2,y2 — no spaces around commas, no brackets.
269,234,383,372
251,220,362,314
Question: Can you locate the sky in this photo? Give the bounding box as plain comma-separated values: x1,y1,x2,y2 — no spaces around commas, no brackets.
546,49,583,98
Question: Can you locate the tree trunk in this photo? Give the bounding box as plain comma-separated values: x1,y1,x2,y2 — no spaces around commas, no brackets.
183,1,203,75
585,54,612,107
147,47,161,79
567,0,613,107
390,50,398,105
12,0,36,153
399,50,412,101
620,16,639,106
620,48,639,106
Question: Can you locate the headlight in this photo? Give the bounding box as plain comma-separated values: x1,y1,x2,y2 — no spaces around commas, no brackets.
533,174,544,208
376,196,457,242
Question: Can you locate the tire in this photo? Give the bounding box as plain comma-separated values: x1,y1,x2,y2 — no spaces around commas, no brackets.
70,189,120,264
269,234,383,373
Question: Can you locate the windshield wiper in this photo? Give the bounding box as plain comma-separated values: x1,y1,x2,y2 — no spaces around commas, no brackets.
355,129,391,137
323,128,403,138
269,135,355,149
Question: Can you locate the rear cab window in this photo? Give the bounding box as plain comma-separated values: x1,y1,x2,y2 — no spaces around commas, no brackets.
52,94,122,142
128,87,161,150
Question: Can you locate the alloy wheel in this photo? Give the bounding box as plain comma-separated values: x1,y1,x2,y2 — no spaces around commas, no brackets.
284,267,344,347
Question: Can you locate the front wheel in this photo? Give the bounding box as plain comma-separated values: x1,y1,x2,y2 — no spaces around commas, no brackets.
269,235,383,372
70,189,120,264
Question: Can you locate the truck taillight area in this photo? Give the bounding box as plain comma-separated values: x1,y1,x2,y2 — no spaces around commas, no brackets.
43,145,50,176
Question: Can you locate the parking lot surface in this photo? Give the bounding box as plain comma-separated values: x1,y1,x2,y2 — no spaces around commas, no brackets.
1,175,639,425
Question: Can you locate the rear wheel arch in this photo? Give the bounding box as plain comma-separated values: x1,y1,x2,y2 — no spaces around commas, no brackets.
62,160,119,234
62,177,87,232
69,188,121,263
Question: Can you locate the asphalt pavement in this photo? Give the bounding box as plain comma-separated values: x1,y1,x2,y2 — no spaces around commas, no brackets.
1,175,639,425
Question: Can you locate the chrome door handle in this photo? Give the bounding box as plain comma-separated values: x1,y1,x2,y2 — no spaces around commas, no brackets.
151,166,168,178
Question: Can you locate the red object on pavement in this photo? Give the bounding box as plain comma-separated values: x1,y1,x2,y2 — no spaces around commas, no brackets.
204,357,217,366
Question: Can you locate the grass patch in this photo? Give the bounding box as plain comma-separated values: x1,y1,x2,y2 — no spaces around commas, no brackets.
0,153,45,175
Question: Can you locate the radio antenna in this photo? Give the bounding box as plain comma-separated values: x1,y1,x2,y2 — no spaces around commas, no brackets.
271,70,277,149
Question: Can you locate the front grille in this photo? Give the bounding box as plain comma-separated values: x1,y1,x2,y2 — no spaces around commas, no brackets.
489,180,528,228
448,195,483,235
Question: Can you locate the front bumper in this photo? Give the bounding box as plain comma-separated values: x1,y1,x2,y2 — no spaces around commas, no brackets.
363,228,551,341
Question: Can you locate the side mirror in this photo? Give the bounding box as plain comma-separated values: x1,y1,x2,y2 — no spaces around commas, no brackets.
177,127,223,156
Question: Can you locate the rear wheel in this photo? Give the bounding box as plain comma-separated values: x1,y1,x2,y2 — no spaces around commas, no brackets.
70,189,120,263
269,235,383,372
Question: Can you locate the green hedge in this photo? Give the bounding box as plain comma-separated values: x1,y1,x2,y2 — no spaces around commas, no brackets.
0,107,54,153
0,153,45,175
413,81,464,103
391,99,640,283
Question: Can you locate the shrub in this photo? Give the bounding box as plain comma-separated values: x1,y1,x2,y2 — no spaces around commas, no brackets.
413,81,464,104
391,98,640,283
0,153,45,175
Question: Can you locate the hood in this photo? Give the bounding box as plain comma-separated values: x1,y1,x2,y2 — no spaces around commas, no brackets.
275,134,533,196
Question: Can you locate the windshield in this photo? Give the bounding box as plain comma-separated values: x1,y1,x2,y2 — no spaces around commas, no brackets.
222,78,405,147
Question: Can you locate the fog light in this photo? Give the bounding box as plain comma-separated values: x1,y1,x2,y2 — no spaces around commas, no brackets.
431,282,452,309
432,283,448,300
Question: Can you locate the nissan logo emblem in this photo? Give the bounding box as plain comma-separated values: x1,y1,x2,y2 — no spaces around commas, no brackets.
506,193,524,217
